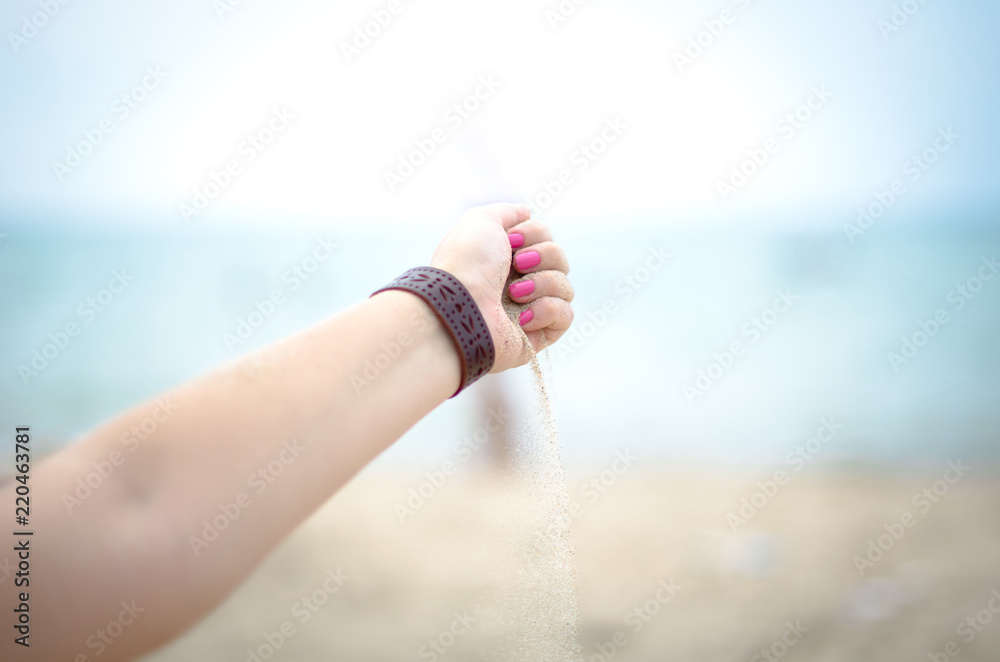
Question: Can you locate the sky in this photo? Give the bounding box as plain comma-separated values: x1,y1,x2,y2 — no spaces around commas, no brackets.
2,0,999,466
0,0,998,229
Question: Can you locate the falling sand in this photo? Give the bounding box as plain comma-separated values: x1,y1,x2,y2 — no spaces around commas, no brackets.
484,295,581,660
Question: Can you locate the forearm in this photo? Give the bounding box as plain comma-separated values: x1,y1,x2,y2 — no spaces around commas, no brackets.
1,202,573,661
6,290,459,661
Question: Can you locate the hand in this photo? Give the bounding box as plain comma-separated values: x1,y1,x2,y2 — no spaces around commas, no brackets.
430,203,574,373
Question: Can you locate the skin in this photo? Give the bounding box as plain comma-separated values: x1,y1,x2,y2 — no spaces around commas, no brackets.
0,204,573,661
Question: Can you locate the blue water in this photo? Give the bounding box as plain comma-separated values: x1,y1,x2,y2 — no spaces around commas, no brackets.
1,213,998,469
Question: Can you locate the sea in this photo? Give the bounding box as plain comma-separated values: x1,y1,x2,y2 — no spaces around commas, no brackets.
1,211,998,472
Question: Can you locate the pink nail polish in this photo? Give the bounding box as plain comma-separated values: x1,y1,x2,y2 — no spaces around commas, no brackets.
509,280,535,298
519,309,534,326
515,251,541,271
508,233,525,249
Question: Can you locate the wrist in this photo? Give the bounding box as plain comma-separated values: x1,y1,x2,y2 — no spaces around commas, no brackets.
370,289,461,396
372,267,496,397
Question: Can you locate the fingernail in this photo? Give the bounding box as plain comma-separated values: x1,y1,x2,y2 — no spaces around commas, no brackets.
508,233,525,249
509,280,535,298
519,309,534,326
515,251,540,271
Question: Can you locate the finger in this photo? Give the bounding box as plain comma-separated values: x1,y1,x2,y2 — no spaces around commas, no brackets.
507,271,574,304
468,203,532,231
506,219,552,250
519,296,574,335
513,241,570,275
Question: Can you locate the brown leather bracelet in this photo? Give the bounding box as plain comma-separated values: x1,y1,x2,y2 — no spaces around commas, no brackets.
372,267,495,398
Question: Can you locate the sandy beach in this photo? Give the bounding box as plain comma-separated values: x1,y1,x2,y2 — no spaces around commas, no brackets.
139,465,1000,662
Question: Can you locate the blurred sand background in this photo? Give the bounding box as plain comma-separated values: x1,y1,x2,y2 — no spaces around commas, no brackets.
140,465,1000,662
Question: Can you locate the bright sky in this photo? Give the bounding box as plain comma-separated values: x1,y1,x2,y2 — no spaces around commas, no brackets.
1,0,997,228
